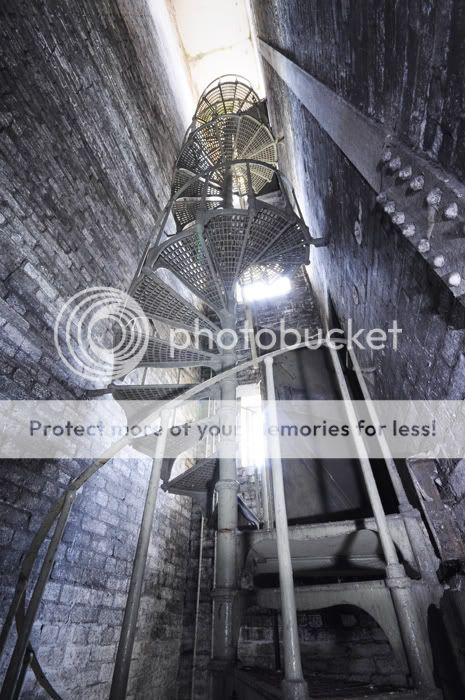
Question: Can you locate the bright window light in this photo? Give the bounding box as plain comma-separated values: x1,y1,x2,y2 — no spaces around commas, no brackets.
237,383,265,473
236,276,291,303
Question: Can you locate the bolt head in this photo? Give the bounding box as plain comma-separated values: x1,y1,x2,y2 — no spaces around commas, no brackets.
449,272,461,287
384,200,396,214
376,192,388,205
391,211,405,225
409,175,425,192
444,202,458,220
382,149,392,163
388,156,401,172
426,187,442,206
401,223,416,237
433,255,445,268
354,221,363,245
398,165,413,180
418,238,430,253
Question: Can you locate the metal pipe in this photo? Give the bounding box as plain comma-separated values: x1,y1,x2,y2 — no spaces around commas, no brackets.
110,409,169,700
191,515,205,700
326,342,437,689
346,347,438,581
261,457,273,531
264,356,309,700
0,491,75,700
346,347,410,509
325,343,399,566
273,613,281,672
210,307,239,697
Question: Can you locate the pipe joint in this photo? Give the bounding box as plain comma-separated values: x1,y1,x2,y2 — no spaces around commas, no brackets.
215,479,239,494
385,563,410,586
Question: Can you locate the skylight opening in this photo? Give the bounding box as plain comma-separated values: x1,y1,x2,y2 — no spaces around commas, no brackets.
236,275,291,303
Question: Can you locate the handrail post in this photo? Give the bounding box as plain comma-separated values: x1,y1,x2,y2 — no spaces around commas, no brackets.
326,341,437,690
264,356,310,700
110,408,169,699
346,346,439,582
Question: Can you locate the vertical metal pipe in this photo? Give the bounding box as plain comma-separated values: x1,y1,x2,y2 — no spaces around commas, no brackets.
261,457,272,530
273,613,281,672
110,409,169,700
264,356,310,700
325,344,398,566
210,308,239,697
346,347,410,509
0,491,75,700
191,515,205,700
326,342,436,689
346,346,439,581
223,165,233,209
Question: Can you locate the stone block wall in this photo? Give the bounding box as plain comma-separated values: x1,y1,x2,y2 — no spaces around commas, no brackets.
0,1,196,697
238,607,406,690
176,506,215,700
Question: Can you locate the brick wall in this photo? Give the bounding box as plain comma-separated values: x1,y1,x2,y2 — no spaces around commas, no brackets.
238,607,406,690
253,0,465,182
0,1,196,697
176,507,215,700
252,0,465,546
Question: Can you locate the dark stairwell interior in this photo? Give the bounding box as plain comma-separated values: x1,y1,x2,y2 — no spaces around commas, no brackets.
1,2,465,700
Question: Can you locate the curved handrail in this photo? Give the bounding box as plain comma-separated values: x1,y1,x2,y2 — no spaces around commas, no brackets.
0,338,324,688
1,332,406,697
197,74,255,101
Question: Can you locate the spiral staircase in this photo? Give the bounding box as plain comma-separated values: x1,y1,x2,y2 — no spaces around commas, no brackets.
0,77,446,700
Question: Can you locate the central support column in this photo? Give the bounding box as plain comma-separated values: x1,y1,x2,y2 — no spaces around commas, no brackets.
264,356,310,700
210,308,239,696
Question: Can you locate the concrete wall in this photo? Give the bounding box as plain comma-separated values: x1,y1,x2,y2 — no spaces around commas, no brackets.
0,1,195,697
251,0,465,542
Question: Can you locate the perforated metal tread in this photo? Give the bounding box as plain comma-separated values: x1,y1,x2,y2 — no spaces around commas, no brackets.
111,384,197,402
138,336,220,369
162,457,218,494
170,161,283,231
151,206,308,310
172,168,223,229
152,229,226,312
132,417,218,459
132,272,220,334
110,384,203,426
195,79,260,125
177,115,277,194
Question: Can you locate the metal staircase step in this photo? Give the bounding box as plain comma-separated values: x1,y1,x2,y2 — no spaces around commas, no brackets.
111,383,197,402
176,114,277,194
195,78,260,125
232,668,430,700
107,383,206,425
132,272,220,334
131,415,217,459
151,205,309,311
138,336,220,370
247,529,385,580
162,456,218,495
